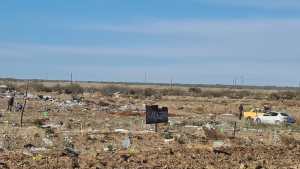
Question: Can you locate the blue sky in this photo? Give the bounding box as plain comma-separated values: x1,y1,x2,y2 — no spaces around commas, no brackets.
1,0,300,86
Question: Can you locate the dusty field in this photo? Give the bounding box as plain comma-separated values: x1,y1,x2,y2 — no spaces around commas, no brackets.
0,83,300,169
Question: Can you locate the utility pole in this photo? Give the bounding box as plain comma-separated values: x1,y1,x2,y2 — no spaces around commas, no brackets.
233,79,235,88
170,77,173,89
240,76,245,86
70,72,73,84
233,78,237,88
144,72,147,83
46,73,49,81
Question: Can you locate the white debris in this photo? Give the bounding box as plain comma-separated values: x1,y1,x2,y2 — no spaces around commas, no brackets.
212,140,225,148
184,125,200,128
122,137,131,149
164,138,175,143
42,138,54,147
114,129,129,134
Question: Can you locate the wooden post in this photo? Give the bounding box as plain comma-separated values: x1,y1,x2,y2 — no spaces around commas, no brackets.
80,123,84,136
233,122,237,138
155,123,158,132
20,80,29,127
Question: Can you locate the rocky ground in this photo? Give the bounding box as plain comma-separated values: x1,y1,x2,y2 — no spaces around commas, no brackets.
0,89,300,169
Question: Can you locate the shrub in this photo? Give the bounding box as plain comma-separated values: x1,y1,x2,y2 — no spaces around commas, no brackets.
100,85,131,96
84,87,100,93
230,90,251,99
269,91,297,100
269,92,280,100
64,84,84,95
30,82,52,92
188,87,202,96
2,82,16,91
128,88,144,96
162,132,173,139
175,134,188,144
280,91,296,100
200,90,222,98
295,91,300,100
51,84,64,94
160,88,186,96
144,88,156,97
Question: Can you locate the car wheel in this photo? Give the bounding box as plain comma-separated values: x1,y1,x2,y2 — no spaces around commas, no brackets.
275,120,281,125
255,118,261,125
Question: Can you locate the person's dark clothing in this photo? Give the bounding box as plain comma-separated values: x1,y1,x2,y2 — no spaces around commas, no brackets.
16,103,23,112
263,105,271,113
7,97,14,112
239,104,244,120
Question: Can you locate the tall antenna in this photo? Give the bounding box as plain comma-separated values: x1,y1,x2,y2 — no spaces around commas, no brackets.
70,72,73,84
240,76,244,86
233,78,237,88
144,72,147,83
170,77,173,89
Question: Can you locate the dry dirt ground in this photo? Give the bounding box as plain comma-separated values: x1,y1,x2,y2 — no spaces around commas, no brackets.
0,86,300,169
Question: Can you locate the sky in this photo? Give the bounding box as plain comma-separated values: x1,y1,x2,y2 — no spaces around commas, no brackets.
1,0,300,86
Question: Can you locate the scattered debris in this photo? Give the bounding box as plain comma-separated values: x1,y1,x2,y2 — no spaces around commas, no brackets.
122,137,131,149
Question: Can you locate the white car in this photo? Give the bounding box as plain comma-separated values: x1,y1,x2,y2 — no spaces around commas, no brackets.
254,112,288,125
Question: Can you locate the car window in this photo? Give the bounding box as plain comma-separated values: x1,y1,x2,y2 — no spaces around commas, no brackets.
271,112,278,116
280,113,288,116
263,114,270,116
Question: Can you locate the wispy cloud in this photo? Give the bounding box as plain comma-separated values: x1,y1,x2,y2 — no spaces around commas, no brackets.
200,0,300,10
72,19,300,60
76,19,300,37
1,19,300,85
3,19,300,61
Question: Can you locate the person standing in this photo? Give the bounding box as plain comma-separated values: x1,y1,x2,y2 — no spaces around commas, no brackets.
7,95,15,112
239,104,244,120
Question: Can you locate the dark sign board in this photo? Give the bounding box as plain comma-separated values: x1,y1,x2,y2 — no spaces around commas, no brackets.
146,105,168,124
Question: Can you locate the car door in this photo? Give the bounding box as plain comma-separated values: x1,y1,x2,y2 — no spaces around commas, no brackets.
261,113,271,124
268,112,279,124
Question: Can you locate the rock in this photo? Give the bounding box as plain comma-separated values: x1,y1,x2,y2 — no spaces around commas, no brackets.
63,147,80,158
176,134,189,144
0,161,9,169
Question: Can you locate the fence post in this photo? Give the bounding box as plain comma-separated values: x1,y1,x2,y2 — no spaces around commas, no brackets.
20,80,29,127
233,122,237,138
